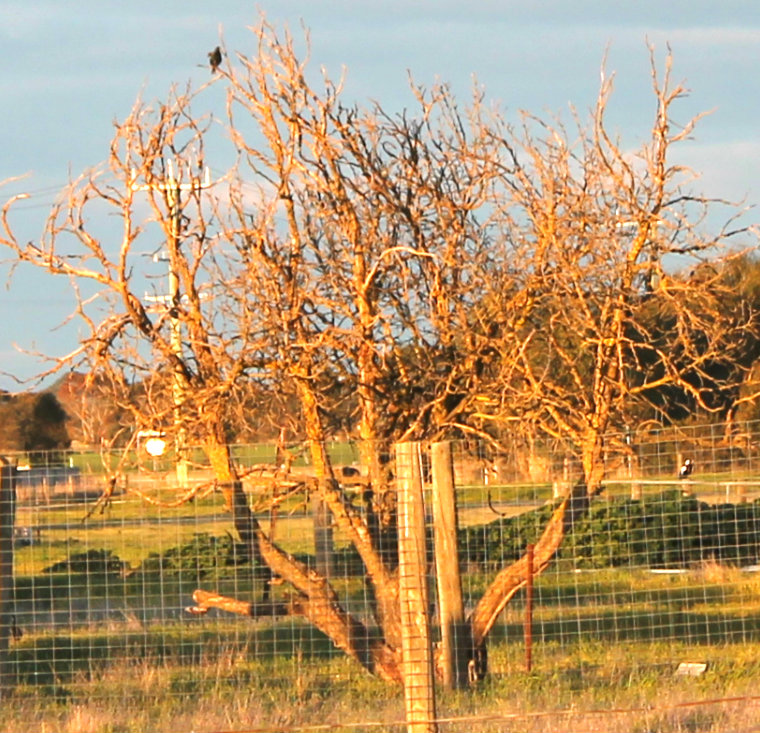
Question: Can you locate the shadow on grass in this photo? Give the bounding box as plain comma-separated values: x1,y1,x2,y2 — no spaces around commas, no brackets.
489,607,760,646
8,619,344,688
11,598,760,694
528,575,744,609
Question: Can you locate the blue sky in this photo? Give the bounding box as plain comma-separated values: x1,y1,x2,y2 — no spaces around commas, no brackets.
2,1,760,390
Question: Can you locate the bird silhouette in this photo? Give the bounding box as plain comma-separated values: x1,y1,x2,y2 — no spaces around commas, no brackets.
208,46,222,73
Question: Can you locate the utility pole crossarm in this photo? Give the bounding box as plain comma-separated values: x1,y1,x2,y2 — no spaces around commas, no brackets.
129,161,212,193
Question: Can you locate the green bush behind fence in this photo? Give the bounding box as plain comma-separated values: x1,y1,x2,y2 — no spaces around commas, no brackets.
462,490,760,569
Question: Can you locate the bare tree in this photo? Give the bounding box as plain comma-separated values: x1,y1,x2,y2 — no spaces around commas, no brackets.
452,51,759,647
1,22,755,683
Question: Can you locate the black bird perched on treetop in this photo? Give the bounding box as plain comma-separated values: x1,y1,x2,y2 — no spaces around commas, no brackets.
678,458,694,479
208,46,222,73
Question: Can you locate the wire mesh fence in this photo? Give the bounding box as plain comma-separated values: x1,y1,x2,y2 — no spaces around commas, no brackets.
3,421,760,732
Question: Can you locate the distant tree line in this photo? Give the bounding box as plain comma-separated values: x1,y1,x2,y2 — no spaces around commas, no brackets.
0,390,69,457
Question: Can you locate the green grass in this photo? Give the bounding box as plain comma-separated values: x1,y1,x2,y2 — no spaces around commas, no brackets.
61,439,362,477
5,631,760,732
8,468,760,732
14,489,321,575
5,561,760,732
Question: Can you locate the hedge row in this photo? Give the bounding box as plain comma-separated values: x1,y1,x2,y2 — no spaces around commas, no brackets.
42,491,760,580
461,490,760,569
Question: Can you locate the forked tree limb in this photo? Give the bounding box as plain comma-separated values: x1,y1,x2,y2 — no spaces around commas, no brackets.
469,483,589,647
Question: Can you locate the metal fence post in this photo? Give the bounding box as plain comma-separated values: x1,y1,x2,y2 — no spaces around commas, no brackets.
395,441,438,733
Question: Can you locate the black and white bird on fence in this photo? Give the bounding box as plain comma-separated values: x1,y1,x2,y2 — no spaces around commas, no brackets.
678,458,694,479
208,46,222,73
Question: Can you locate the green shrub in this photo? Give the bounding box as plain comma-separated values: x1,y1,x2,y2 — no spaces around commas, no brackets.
43,548,127,576
460,502,557,570
461,491,760,569
135,532,255,581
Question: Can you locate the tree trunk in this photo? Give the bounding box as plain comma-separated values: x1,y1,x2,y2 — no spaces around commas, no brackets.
196,436,595,687
468,481,589,679
191,533,403,683
204,433,273,600
298,378,402,646
200,420,405,682
581,427,606,497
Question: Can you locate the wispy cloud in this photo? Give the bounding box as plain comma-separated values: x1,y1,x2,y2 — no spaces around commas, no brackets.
673,138,760,202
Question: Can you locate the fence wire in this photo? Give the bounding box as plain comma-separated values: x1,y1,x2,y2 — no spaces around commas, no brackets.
2,422,760,732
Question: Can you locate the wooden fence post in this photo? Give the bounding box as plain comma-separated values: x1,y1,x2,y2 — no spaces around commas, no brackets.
395,442,438,733
525,543,534,673
0,461,16,699
431,441,471,689
312,496,334,578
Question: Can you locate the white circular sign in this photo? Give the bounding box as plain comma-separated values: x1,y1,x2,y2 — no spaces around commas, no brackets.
144,437,167,457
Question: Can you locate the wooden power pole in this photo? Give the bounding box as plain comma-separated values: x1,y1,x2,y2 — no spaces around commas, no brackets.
131,161,212,487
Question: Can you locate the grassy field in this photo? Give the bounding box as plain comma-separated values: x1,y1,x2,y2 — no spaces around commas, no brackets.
6,553,760,732
4,626,760,731
14,490,316,574
6,477,760,732
58,440,361,474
